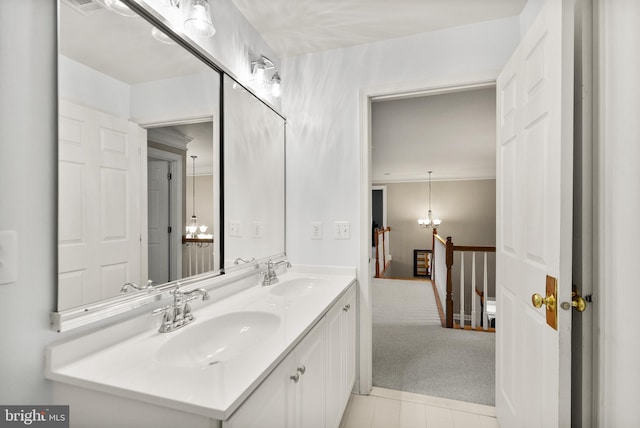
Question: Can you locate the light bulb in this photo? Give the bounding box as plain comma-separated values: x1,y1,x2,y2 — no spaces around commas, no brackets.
184,0,216,38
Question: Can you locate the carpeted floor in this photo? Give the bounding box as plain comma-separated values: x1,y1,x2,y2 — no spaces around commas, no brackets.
372,278,496,406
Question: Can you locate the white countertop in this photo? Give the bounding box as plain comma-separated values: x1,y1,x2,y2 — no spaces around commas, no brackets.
46,266,356,420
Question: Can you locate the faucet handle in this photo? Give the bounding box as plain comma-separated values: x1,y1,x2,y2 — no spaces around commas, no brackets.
152,305,172,316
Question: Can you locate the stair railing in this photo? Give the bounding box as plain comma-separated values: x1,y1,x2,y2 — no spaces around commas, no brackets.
374,226,392,277
432,231,495,330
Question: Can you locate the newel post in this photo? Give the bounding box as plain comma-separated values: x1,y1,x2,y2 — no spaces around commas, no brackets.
445,236,454,328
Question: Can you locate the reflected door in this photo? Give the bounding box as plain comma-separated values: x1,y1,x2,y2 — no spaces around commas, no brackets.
58,99,144,309
148,159,171,284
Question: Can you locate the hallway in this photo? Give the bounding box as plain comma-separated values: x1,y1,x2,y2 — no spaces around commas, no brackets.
372,278,495,406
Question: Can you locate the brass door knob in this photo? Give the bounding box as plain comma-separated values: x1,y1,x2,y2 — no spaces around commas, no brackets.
561,295,587,312
532,293,556,312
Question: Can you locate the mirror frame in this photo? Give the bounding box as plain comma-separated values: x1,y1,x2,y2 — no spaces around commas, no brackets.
52,0,287,332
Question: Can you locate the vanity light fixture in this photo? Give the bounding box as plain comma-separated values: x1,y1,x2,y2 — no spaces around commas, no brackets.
183,0,216,38
251,55,282,98
148,0,215,42
271,72,282,98
417,171,442,230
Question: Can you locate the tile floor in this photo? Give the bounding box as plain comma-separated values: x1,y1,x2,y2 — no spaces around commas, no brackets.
339,387,500,428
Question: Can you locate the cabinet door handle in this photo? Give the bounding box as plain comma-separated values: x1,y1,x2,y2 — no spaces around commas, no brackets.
290,373,299,383
343,304,351,312
297,365,306,375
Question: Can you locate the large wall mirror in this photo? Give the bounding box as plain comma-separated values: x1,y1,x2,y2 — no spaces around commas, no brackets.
56,0,287,325
57,0,221,311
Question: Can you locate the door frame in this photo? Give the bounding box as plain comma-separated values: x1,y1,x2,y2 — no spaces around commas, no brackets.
358,71,499,394
358,72,596,422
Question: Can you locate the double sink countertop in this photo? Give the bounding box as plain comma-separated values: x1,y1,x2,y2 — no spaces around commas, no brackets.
46,266,356,421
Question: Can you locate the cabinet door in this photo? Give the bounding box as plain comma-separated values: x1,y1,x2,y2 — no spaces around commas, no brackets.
223,357,292,428
293,318,326,428
325,301,344,428
344,285,357,392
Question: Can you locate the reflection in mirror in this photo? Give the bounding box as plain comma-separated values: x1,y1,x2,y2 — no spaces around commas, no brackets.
223,75,286,265
57,0,221,311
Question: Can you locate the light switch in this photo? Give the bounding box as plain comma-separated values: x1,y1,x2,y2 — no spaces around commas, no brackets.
229,221,242,237
252,221,264,238
311,222,322,240
334,221,350,240
0,231,18,285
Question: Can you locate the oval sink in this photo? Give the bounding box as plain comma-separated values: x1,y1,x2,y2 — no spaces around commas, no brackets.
155,311,281,368
270,277,328,298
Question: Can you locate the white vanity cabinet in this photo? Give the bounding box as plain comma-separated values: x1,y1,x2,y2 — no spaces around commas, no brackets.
225,283,356,428
224,318,326,428
47,271,357,428
325,284,357,428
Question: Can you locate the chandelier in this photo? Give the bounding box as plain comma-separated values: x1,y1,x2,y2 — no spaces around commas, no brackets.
185,155,210,239
417,171,442,230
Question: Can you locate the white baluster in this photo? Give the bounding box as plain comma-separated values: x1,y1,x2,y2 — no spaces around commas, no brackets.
471,252,477,330
460,252,465,329
483,252,489,331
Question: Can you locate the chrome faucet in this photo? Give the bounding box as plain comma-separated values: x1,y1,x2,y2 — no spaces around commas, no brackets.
120,280,155,293
261,259,291,286
234,257,256,265
152,283,210,333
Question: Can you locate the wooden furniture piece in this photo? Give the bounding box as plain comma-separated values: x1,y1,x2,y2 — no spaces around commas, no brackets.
413,249,431,277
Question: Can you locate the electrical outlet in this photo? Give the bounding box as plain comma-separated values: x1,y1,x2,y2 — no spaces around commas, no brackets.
311,222,322,240
334,221,350,240
0,231,18,285
252,221,264,238
229,221,242,237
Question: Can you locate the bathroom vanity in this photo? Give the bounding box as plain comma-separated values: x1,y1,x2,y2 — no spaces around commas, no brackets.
46,266,356,428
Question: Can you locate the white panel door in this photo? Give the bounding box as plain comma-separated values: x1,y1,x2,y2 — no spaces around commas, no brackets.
147,159,170,284
496,0,573,427
58,99,143,308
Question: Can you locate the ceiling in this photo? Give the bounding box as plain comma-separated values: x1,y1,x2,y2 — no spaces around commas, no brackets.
372,88,497,183
231,0,527,58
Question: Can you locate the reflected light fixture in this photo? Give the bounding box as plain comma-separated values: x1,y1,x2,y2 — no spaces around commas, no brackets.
151,27,177,45
417,171,442,230
186,155,209,238
104,0,138,17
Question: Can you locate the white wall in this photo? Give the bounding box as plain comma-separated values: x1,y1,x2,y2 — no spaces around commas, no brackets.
0,0,279,404
282,17,518,267
0,0,59,403
378,180,496,278
598,0,640,424
60,55,221,126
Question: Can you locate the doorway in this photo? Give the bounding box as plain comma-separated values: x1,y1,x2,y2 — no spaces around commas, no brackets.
358,75,498,398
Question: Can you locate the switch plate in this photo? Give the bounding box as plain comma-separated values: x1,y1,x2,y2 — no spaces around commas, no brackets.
252,221,264,238
334,221,350,240
311,222,322,240
0,231,18,285
229,221,242,237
